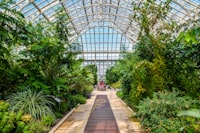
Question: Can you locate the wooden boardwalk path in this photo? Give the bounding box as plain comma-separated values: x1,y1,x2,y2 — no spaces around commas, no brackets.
50,89,144,133
84,95,120,133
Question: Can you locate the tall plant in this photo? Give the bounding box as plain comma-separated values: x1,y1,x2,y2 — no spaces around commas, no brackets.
16,8,79,96
132,0,175,60
85,64,98,85
119,0,174,105
0,0,30,96
165,24,200,97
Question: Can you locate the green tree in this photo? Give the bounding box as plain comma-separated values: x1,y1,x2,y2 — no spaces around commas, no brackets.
0,0,29,96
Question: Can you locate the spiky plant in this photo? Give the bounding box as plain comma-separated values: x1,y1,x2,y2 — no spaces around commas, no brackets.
6,88,55,120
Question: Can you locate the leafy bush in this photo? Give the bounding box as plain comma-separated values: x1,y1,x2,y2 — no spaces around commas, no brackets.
0,101,15,132
0,101,28,133
27,120,48,133
111,81,121,89
54,102,69,114
6,88,55,120
128,57,167,106
41,115,55,126
82,85,93,98
136,90,198,133
53,94,87,118
116,91,123,99
165,26,200,98
0,100,55,133
54,112,63,118
177,109,200,132
106,66,121,85
84,64,98,85
72,95,86,104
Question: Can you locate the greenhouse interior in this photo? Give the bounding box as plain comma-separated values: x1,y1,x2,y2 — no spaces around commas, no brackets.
0,0,200,132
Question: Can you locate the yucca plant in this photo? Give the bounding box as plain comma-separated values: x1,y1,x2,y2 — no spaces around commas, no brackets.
6,88,55,120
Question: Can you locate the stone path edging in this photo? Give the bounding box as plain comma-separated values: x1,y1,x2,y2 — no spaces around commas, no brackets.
74,95,97,133
118,97,136,116
48,108,76,133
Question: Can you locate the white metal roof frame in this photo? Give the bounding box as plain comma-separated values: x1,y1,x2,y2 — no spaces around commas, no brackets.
11,0,200,77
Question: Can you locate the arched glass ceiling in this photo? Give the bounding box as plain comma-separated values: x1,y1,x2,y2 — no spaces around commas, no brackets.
76,22,133,77
11,0,200,77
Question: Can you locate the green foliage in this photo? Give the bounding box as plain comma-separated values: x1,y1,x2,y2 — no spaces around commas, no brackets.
111,0,175,108
136,90,198,133
106,0,199,115
111,81,121,89
0,0,30,95
177,26,200,45
128,57,167,106
0,100,55,133
107,52,167,107
6,88,55,120
177,109,200,132
72,95,86,104
132,0,175,61
27,120,48,133
106,66,122,85
84,64,98,85
0,101,23,133
68,66,95,97
15,121,26,133
0,101,15,132
54,112,62,118
0,3,95,125
54,102,69,114
178,109,200,119
116,91,123,99
165,26,200,98
41,115,55,127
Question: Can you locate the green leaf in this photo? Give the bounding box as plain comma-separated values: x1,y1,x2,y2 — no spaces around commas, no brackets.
178,109,200,118
32,81,50,89
184,31,192,42
176,32,184,42
31,44,43,50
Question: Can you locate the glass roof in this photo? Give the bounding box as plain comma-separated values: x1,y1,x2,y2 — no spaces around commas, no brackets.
76,22,133,77
11,0,200,78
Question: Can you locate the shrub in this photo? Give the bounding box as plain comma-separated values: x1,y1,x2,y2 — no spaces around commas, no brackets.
0,101,28,133
136,90,197,133
54,112,63,118
0,100,55,133
59,102,69,113
83,85,93,98
178,109,200,132
116,91,123,99
28,120,48,133
41,115,55,126
72,94,86,104
0,101,15,132
6,88,55,120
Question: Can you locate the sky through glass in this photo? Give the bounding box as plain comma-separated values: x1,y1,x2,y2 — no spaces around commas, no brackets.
11,0,200,78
